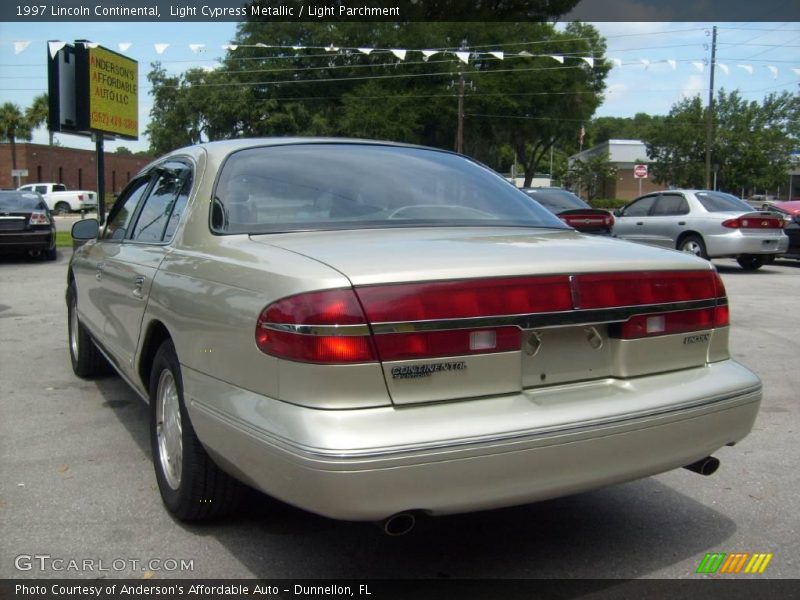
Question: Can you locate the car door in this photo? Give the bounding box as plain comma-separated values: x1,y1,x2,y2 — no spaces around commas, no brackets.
613,194,658,245
94,162,193,378
72,176,151,345
646,193,691,248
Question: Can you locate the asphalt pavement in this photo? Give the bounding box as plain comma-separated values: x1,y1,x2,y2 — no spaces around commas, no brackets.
1,251,798,581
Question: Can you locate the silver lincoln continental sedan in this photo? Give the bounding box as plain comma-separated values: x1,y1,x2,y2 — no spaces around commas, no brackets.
67,139,761,533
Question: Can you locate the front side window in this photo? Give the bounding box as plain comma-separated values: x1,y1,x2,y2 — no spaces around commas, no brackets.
211,144,566,234
131,166,192,243
103,178,149,240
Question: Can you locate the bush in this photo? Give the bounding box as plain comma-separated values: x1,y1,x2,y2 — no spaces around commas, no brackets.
590,198,629,209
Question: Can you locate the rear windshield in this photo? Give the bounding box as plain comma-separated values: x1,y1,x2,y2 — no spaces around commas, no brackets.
211,144,568,234
695,191,752,212
524,189,589,211
0,192,46,211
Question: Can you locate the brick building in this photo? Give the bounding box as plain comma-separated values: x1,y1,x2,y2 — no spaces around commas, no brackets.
0,142,152,196
569,139,660,201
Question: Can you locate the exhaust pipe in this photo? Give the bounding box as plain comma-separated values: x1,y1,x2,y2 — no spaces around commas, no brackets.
683,456,720,476
28,249,42,258
381,512,416,536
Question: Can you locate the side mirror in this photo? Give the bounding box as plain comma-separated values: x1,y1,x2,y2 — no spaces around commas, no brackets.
72,218,99,241
613,208,622,217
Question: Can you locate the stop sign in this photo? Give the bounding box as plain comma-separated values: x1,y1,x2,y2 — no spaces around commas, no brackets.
634,164,648,179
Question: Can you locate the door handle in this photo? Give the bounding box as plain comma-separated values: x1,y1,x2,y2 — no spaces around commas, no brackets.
678,221,686,226
133,276,145,299
636,221,644,226
95,262,105,281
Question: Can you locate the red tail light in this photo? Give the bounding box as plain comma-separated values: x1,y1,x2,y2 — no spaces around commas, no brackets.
255,289,377,363
355,276,573,322
575,271,717,309
722,216,783,229
257,270,729,363
29,212,50,225
559,212,614,229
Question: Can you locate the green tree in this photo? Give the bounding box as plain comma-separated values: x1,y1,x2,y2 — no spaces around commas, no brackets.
564,151,616,202
144,14,610,172
644,90,799,193
114,146,133,155
0,102,33,171
26,93,51,145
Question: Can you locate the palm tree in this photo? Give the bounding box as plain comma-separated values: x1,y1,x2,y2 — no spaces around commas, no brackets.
26,94,51,144
25,94,53,181
0,102,33,172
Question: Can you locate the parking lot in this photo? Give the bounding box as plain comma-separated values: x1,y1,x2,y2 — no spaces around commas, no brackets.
1,250,798,580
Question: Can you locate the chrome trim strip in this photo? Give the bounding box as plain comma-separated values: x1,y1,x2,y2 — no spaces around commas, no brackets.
260,298,727,337
260,323,373,337
371,298,723,335
191,382,760,462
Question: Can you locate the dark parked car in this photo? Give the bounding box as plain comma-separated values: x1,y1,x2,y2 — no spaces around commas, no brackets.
522,188,614,235
0,191,57,260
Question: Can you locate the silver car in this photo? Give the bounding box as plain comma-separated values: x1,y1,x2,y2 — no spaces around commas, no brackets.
67,140,761,532
613,190,788,270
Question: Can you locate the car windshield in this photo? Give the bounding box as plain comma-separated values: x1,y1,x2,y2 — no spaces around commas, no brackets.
0,192,46,211
524,189,589,211
211,144,568,234
695,191,752,212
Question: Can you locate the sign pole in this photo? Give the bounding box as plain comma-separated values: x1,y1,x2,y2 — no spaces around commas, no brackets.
95,134,105,223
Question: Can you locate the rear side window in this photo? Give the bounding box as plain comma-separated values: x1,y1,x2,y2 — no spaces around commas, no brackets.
53,184,67,192
623,195,657,217
652,194,689,216
696,191,751,212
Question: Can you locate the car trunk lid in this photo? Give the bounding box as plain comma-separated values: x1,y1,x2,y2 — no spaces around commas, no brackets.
253,227,729,405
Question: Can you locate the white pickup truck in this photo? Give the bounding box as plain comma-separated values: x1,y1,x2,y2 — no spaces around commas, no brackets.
17,183,97,214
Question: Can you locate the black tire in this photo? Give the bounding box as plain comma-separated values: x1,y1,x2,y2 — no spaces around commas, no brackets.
44,247,57,261
149,340,242,521
67,282,110,377
54,202,70,215
736,255,765,271
678,234,708,260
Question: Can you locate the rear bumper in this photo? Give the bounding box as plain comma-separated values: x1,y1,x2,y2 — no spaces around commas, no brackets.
0,230,55,250
706,231,788,257
184,360,761,521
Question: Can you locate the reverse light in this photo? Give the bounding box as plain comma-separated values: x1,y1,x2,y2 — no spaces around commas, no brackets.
619,308,715,339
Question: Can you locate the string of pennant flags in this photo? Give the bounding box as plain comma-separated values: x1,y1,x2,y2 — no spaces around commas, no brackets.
6,39,800,80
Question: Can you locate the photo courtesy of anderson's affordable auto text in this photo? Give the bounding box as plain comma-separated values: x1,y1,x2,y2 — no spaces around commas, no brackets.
1,0,799,598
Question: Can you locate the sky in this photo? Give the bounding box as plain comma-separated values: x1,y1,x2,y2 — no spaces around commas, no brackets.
0,20,798,153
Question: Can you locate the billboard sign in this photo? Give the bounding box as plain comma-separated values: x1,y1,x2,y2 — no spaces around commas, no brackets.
48,41,138,140
86,46,138,138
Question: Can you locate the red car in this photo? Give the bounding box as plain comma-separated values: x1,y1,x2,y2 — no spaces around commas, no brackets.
764,201,800,258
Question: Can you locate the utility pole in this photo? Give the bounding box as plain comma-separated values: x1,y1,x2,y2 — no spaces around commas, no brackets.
704,25,717,190
456,70,465,154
